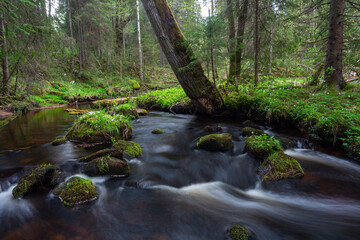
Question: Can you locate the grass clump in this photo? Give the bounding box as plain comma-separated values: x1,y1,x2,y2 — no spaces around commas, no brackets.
245,135,282,160
228,225,249,240
56,177,98,206
262,151,304,181
66,110,132,143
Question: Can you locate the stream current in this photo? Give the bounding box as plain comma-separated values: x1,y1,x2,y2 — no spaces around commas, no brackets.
0,107,360,240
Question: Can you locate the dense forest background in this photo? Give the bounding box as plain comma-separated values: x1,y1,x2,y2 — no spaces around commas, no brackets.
1,0,359,97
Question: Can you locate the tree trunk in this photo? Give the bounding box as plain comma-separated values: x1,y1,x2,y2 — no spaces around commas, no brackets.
227,0,236,82
48,0,52,17
254,0,259,86
136,0,144,83
324,0,346,89
235,0,249,81
269,26,273,74
141,0,223,115
0,16,9,95
210,0,218,82
67,0,74,75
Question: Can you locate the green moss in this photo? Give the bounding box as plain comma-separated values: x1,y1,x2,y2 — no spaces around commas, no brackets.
66,111,132,143
83,156,130,177
51,137,67,146
64,109,90,115
113,140,142,158
131,80,140,90
204,125,214,132
56,177,98,206
152,128,164,134
136,108,148,115
245,135,282,160
242,127,264,136
262,151,304,181
196,133,233,151
228,225,249,240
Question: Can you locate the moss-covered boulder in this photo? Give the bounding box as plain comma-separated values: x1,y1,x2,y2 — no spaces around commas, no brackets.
228,225,249,240
113,140,142,159
245,135,282,160
197,133,233,152
136,108,148,116
78,148,123,162
53,177,98,206
83,156,130,177
262,151,304,181
275,136,296,149
152,128,164,134
13,164,62,199
51,137,67,146
242,127,264,136
66,111,132,143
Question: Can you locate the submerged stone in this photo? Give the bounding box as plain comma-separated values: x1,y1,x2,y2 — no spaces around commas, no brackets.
245,135,282,160
262,151,304,181
242,127,264,137
54,177,98,206
51,137,67,146
13,164,62,199
228,225,249,240
83,156,130,177
152,129,164,134
113,140,142,159
197,133,233,151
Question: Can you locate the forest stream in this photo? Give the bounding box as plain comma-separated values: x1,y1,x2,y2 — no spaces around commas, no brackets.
1,107,360,240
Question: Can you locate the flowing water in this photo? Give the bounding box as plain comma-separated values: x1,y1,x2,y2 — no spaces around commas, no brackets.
1,108,360,240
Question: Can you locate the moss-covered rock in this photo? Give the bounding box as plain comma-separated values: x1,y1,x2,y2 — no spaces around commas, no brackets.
131,80,140,90
197,133,233,151
53,177,98,206
78,148,122,162
245,135,282,160
242,127,264,136
83,156,130,177
66,111,132,143
110,103,139,119
228,225,249,240
262,151,304,181
64,109,90,115
204,125,214,132
113,140,142,159
13,164,62,199
51,137,67,146
275,136,296,149
136,108,148,116
152,128,164,134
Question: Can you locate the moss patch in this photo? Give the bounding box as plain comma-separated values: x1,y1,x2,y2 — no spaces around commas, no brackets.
113,140,142,158
228,225,249,240
54,177,98,206
131,80,140,90
197,133,233,151
66,111,132,143
245,135,282,160
83,156,130,177
13,163,61,199
242,127,264,137
136,108,148,115
262,151,304,181
64,109,90,115
152,129,164,134
78,148,122,162
51,137,67,146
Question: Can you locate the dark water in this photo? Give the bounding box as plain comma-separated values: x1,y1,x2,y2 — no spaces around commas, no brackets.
1,109,360,240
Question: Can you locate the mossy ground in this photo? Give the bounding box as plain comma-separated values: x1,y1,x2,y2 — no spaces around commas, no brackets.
197,133,233,151
228,225,249,240
262,151,304,181
245,135,282,160
66,111,132,143
56,177,98,206
113,140,142,158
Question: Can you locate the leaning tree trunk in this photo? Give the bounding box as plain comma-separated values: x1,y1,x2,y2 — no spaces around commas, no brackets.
324,0,347,89
235,0,249,81
141,0,223,115
0,16,9,95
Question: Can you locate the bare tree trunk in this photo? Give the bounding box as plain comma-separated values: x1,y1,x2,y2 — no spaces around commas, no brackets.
67,0,74,75
48,0,52,17
0,16,9,95
269,26,273,74
141,0,223,115
136,0,144,83
227,0,236,82
254,0,259,86
235,0,249,81
210,0,218,82
324,0,346,89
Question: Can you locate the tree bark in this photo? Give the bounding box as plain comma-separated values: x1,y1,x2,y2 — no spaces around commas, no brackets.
235,0,249,81
254,0,259,86
0,16,9,95
136,0,144,83
141,0,223,115
67,0,74,75
227,0,236,82
324,0,346,89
